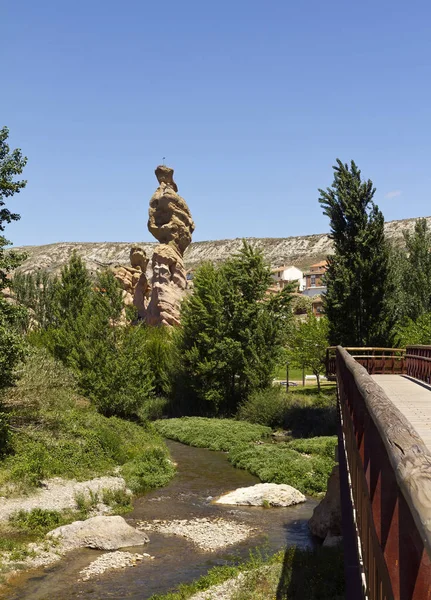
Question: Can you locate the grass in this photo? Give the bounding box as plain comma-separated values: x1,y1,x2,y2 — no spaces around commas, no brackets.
149,545,344,600
154,418,336,496
274,364,312,381
154,417,272,451
229,441,335,496
0,348,175,496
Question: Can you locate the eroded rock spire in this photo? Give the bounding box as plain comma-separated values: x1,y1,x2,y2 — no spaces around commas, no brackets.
145,166,195,326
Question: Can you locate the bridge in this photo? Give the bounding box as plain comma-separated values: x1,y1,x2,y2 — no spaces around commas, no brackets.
329,345,431,600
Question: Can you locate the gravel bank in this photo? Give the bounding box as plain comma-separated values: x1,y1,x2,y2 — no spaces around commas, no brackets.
79,551,154,581
0,476,128,521
137,517,256,551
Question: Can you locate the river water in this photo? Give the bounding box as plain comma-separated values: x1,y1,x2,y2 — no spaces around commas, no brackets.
7,440,317,599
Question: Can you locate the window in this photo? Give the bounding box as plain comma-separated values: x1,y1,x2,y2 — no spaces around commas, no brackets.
311,275,316,287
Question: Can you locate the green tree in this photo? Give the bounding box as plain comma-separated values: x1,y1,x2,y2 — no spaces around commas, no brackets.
0,127,28,393
176,242,294,415
401,219,431,320
37,263,155,418
13,270,59,330
288,314,329,391
319,159,389,346
393,312,431,347
55,251,92,322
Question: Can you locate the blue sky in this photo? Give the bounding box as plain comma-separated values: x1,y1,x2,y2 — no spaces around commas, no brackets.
3,0,431,246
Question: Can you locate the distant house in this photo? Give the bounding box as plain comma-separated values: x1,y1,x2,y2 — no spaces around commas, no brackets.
302,261,327,297
270,265,305,293
311,295,324,318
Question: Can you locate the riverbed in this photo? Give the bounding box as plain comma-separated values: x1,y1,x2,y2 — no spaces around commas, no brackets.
5,440,318,599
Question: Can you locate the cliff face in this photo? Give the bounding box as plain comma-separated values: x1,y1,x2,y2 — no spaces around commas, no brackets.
12,216,431,276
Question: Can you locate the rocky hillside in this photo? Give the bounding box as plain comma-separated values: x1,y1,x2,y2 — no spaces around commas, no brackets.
12,216,431,276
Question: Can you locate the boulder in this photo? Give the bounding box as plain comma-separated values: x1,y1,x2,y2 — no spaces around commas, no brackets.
215,483,306,507
48,515,149,551
308,465,341,539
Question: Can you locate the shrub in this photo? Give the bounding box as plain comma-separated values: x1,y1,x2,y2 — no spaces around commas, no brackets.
121,447,175,493
237,387,287,427
0,349,175,494
0,412,10,456
9,508,63,534
283,392,337,437
138,397,170,422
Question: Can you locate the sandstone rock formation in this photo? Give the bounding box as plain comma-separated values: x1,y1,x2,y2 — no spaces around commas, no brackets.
215,483,306,507
48,515,149,551
113,246,150,318
308,465,341,542
145,165,195,326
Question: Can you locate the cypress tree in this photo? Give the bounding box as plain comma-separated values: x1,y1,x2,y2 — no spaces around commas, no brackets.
319,159,389,346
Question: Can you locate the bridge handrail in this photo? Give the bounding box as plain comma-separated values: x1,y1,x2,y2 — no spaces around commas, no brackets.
406,345,431,384
338,345,431,559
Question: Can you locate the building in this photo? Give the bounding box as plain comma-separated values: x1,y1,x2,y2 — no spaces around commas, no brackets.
302,261,327,297
270,265,305,293
311,295,324,317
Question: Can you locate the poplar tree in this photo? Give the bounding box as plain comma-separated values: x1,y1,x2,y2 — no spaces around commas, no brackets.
319,159,389,346
0,127,27,390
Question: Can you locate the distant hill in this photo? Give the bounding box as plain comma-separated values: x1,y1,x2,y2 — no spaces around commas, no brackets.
12,216,431,276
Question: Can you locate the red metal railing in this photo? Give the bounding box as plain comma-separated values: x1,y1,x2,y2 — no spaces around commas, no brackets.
327,347,406,380
406,345,431,385
337,346,431,600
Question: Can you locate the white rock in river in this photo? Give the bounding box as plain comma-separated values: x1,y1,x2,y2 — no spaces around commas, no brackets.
48,515,149,550
215,483,306,507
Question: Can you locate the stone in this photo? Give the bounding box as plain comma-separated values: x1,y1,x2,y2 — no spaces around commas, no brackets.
145,166,195,326
322,533,343,547
137,517,254,551
112,246,150,318
215,483,306,507
48,515,149,551
308,465,341,539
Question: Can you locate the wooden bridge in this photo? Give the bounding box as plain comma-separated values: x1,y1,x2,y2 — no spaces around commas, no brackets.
331,345,431,600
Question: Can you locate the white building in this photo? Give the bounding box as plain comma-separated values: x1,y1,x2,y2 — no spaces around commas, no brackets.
270,265,305,292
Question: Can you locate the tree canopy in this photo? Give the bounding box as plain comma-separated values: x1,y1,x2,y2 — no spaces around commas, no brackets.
0,127,27,391
319,159,389,346
175,242,294,415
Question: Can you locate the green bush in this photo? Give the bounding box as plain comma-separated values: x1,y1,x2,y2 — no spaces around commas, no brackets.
237,387,287,427
0,412,11,456
9,508,63,535
283,392,337,437
0,349,175,494
138,397,170,422
237,385,337,437
121,447,175,493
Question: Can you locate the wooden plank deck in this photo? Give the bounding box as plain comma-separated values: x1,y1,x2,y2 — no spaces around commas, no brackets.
372,374,431,451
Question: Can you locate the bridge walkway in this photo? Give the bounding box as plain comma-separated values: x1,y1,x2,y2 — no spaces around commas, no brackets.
372,374,431,452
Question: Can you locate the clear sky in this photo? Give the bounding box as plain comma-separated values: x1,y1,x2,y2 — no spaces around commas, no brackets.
3,0,431,246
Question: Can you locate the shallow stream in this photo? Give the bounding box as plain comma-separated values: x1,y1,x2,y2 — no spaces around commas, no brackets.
7,440,318,599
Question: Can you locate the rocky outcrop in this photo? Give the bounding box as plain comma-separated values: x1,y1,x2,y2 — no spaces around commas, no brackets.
145,166,195,326
308,465,341,542
215,483,306,507
113,246,150,318
48,515,149,550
